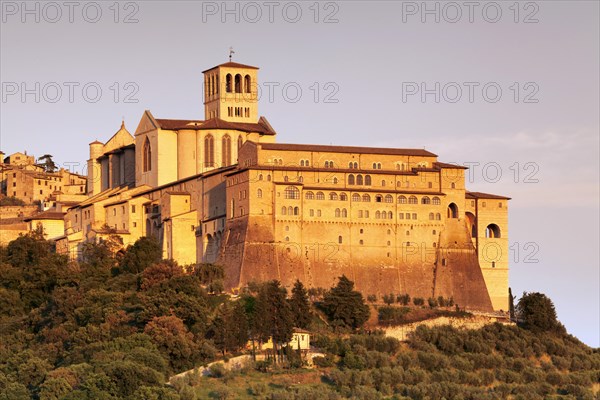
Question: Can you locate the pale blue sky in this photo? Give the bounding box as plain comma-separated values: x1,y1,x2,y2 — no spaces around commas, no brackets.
1,1,598,346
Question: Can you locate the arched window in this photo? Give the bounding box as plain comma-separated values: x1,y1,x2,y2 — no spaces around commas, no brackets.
258,174,263,181
398,195,407,204
298,176,303,183
352,193,361,202
316,191,325,200
333,177,338,184
238,136,243,150
143,137,151,172
329,192,338,200
421,196,431,205
284,186,300,199
281,207,287,215
348,174,355,185
381,180,386,187
486,224,501,238
342,209,348,218
300,160,305,167
375,211,381,219
381,211,387,219
432,196,441,205
244,75,251,93
429,212,434,220
257,189,263,198
436,213,441,220
335,208,341,218
388,211,393,219
408,196,418,204
234,74,242,93
204,135,214,167
362,194,370,202
340,193,348,201
267,175,271,181
294,207,299,215
305,191,314,200
451,182,456,189
226,74,232,92
356,175,363,185
447,203,458,218
372,162,377,169
385,195,393,203
348,162,354,169
365,175,372,185
284,176,289,182
222,135,232,166
288,206,293,215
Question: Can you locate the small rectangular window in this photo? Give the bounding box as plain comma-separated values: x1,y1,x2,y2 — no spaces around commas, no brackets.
132,205,136,213
412,213,417,219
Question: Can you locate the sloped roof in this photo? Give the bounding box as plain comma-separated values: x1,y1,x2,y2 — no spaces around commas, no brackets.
466,191,511,200
24,210,66,221
202,62,259,73
155,117,276,135
259,143,437,157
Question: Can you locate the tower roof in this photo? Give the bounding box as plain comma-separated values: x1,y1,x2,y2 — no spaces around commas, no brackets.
202,62,259,73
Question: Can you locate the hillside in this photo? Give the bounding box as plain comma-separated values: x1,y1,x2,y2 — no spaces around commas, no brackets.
0,233,598,399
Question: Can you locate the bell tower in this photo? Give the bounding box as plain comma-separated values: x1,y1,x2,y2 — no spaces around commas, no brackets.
203,61,259,122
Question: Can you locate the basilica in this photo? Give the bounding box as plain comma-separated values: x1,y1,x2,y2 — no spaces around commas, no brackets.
59,60,509,312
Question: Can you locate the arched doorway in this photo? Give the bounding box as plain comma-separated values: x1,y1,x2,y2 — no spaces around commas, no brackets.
447,203,459,219
465,212,477,237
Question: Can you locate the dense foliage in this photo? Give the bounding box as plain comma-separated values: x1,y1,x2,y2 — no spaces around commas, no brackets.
1,233,598,400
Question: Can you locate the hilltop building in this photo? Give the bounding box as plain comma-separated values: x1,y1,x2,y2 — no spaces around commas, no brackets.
56,60,509,312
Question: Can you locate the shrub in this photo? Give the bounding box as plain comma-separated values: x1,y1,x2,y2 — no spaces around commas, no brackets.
208,363,227,378
367,294,377,303
378,306,409,326
0,196,26,206
313,355,335,368
382,294,395,305
413,297,425,306
427,297,438,308
396,294,410,305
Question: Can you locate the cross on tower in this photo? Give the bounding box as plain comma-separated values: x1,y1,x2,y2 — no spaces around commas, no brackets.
229,47,235,62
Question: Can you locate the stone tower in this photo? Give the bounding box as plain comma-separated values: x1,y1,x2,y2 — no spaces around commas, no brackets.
202,62,259,122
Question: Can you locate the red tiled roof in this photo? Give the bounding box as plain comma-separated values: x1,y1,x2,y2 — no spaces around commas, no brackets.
155,117,276,135
466,191,511,200
202,62,259,73
24,210,66,221
259,143,437,157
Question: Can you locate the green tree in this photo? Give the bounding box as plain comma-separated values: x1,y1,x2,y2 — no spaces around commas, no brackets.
516,292,564,333
289,280,311,329
144,315,199,372
255,281,294,363
38,154,57,172
209,301,249,355
322,275,370,330
195,263,224,291
118,237,162,274
39,377,72,400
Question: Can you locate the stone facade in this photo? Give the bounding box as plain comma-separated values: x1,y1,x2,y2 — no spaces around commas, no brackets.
55,60,510,312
